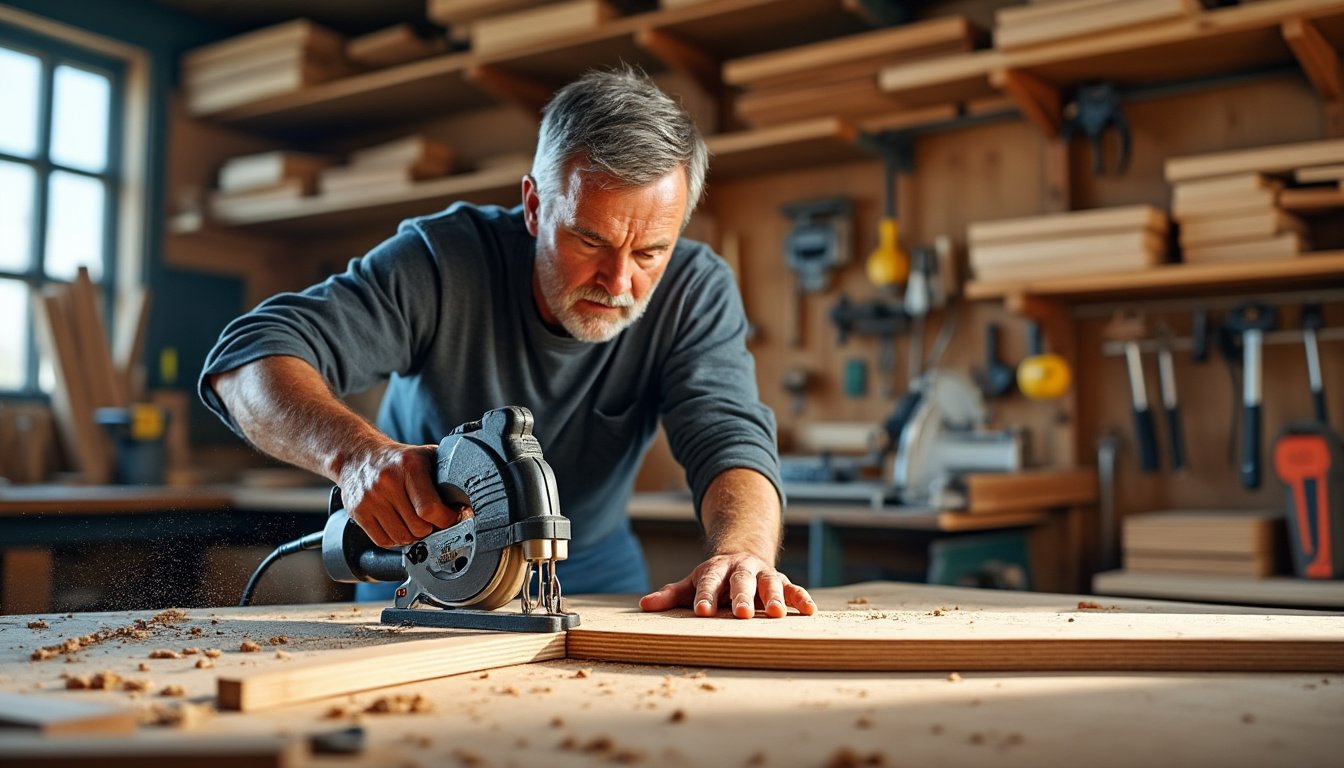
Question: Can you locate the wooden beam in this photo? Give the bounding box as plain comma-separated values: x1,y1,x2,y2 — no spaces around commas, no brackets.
635,27,721,97
218,632,566,711
991,68,1061,138
566,582,1344,672
0,692,136,735
464,64,552,118
1283,16,1344,136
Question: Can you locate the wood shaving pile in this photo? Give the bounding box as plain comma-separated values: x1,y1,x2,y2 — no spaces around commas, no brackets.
364,693,433,714
29,609,189,662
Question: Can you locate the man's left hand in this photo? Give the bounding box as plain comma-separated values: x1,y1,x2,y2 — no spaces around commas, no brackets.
638,553,816,619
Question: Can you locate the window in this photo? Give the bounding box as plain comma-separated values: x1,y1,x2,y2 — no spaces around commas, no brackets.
0,25,123,395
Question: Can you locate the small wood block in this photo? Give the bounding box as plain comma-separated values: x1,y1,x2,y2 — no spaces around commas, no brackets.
964,469,1098,515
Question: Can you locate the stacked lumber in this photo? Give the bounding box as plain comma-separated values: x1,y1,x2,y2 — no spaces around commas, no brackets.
182,20,348,116
318,135,455,196
209,151,331,220
1123,510,1284,578
428,0,620,56
30,268,143,484
723,15,981,128
345,24,447,69
993,0,1200,50
968,205,1169,283
1165,138,1344,263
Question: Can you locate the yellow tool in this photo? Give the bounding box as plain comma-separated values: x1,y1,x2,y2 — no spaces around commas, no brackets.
1017,320,1071,400
866,137,909,288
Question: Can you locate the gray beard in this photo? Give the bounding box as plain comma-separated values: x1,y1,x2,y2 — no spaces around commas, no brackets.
536,255,655,343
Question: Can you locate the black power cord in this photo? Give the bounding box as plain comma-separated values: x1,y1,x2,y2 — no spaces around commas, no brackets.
239,531,325,607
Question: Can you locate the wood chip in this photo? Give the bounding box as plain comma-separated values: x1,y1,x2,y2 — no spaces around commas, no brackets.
149,649,181,659
549,716,565,728
204,648,222,658
140,700,214,728
27,620,48,629
855,716,873,729
825,747,886,767
669,709,686,723
122,678,153,693
181,647,200,655
160,684,186,697
138,662,151,672
746,751,767,766
195,657,214,669
364,693,433,714
239,640,262,653
574,668,592,678
946,672,963,682
269,635,289,645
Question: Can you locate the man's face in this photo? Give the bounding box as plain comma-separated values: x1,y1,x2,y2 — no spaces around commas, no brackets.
523,162,688,343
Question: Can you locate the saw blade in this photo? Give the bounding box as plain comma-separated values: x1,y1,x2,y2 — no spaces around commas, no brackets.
403,516,528,611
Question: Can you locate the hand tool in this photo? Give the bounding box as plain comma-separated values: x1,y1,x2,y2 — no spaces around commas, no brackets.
1191,307,1210,364
1155,322,1186,471
974,322,1016,400
1302,303,1328,424
1106,311,1159,472
1060,82,1130,175
1016,320,1072,401
830,294,909,399
1274,421,1344,579
781,197,853,347
1226,303,1278,489
1096,431,1121,572
243,407,578,632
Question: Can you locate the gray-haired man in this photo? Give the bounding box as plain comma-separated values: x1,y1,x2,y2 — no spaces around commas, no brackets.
201,68,814,619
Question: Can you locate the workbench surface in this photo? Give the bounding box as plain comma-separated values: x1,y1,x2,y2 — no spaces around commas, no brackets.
1,583,1340,767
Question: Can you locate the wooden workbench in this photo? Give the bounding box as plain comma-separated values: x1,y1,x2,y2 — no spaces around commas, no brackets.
0,583,1339,767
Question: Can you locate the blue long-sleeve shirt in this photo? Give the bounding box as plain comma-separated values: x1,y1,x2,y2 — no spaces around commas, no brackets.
200,203,780,589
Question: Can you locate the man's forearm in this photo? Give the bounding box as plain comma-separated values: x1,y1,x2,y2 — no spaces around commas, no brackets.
700,467,783,562
207,355,385,484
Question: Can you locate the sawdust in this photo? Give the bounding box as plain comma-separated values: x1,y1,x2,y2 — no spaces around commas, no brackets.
204,648,222,658
181,647,199,655
275,650,293,660
946,672,963,682
746,751,767,765
159,684,186,697
855,716,873,729
847,597,870,606
269,635,289,645
27,620,48,629
148,649,182,659
451,748,485,766
239,640,262,653
62,670,126,690
195,658,214,669
138,662,151,672
669,708,686,723
825,748,886,767
28,609,188,662
700,682,718,691
364,693,433,714
550,716,565,728
574,668,592,678
140,700,214,728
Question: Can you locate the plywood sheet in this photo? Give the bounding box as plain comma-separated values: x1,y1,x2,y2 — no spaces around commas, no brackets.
566,582,1344,672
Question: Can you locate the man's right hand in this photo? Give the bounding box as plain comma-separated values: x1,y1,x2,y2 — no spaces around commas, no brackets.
336,441,463,548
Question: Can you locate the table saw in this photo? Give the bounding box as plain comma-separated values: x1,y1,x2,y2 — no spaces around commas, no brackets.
0,582,1340,767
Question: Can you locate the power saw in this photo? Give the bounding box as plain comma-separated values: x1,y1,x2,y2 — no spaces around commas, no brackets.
319,406,580,632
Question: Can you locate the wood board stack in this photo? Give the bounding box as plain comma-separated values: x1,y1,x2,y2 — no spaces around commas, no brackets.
428,0,620,55
30,268,150,484
1122,510,1284,578
1165,138,1344,263
209,151,330,221
967,205,1169,283
723,15,981,128
993,0,1200,50
182,20,349,116
318,135,455,196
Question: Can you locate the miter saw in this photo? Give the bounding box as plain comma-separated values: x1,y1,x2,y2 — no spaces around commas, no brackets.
241,407,579,633
887,370,1023,507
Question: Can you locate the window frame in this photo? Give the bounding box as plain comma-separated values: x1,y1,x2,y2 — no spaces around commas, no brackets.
0,22,126,397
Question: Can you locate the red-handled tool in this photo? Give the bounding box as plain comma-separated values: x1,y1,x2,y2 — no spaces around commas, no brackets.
1273,422,1344,579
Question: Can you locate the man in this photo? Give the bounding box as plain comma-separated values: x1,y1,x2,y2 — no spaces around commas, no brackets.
200,68,814,620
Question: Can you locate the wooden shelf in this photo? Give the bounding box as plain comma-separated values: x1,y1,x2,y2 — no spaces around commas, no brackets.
1093,569,1344,608
879,0,1344,109
202,0,885,138
208,162,529,232
964,250,1344,303
706,117,864,179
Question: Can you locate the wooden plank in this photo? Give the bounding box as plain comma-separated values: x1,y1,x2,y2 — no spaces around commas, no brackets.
182,19,344,71
735,76,894,127
348,134,454,169
972,250,1160,283
1165,137,1344,182
2,735,305,768
1123,553,1276,578
1123,510,1281,555
471,0,619,57
1281,183,1344,211
32,288,110,484
217,632,566,711
877,48,1004,108
111,285,151,403
968,204,1167,246
1094,569,1344,608
996,0,1123,27
995,0,1196,51
1172,192,1277,220
722,15,977,89
1296,162,1344,182
0,692,136,735
427,0,548,25
566,582,1344,671
1179,208,1307,247
1170,171,1282,202
187,60,344,116
69,267,126,409
1182,232,1304,263
971,230,1166,267
964,469,1097,515
218,150,331,194
346,24,447,68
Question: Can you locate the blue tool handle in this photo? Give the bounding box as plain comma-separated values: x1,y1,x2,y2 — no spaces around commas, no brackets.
1314,389,1329,425
1165,405,1186,472
1134,406,1159,472
1241,402,1262,489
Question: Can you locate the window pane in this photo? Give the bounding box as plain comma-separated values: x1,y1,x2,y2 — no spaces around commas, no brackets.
0,161,36,271
45,171,105,281
0,279,29,389
51,64,110,173
0,47,41,158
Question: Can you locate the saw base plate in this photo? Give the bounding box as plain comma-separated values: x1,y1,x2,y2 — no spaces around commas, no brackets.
381,607,580,633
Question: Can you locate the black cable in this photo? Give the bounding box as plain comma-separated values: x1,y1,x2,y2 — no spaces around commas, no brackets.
239,531,325,607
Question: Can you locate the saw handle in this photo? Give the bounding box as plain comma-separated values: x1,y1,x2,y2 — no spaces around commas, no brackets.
1134,405,1159,473
1241,402,1262,489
